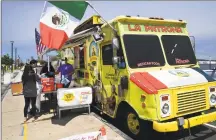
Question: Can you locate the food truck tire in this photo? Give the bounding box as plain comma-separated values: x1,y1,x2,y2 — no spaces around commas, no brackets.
116,104,152,139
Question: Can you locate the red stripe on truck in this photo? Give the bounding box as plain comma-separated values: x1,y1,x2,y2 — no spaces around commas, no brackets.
130,72,167,94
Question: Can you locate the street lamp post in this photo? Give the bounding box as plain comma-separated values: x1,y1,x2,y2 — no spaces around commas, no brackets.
15,47,17,69
10,41,14,72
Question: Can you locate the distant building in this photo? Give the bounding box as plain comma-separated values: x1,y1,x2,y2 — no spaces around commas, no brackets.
198,59,216,64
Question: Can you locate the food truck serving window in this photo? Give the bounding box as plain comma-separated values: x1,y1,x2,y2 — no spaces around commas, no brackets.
161,35,197,65
123,34,165,68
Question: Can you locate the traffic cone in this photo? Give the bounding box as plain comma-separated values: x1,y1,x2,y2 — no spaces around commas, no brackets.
99,126,107,140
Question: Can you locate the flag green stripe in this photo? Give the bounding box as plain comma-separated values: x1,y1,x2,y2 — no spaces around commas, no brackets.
49,1,88,20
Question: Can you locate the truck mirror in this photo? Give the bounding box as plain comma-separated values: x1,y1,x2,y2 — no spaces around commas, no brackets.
112,37,119,50
112,56,120,64
189,36,195,51
120,76,128,90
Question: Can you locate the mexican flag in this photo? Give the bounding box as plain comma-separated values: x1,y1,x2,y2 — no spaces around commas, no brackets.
40,1,88,50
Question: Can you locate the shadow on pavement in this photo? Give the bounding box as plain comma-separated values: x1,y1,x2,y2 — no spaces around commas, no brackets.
38,94,89,126
37,97,216,139
51,109,89,126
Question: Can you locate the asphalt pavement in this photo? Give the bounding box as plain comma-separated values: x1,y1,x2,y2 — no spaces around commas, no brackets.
149,125,216,140
92,107,216,140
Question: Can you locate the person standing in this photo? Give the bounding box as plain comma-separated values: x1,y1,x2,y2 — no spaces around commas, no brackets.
40,62,55,77
30,59,38,72
56,57,74,88
22,64,38,122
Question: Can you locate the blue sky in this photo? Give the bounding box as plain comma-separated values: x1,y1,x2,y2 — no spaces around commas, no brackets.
2,1,216,61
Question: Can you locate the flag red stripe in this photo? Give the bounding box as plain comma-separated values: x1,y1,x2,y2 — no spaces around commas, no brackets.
40,22,68,50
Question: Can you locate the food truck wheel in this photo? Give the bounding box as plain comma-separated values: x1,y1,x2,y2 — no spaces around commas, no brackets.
121,107,153,139
122,108,141,138
116,104,153,139
127,112,140,135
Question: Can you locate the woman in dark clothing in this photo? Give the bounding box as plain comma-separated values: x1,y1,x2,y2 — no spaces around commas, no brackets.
40,62,55,77
22,64,37,122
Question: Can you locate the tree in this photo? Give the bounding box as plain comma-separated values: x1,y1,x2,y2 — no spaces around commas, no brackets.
1,54,13,65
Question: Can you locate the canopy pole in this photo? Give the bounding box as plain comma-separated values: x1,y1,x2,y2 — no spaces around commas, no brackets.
48,55,50,72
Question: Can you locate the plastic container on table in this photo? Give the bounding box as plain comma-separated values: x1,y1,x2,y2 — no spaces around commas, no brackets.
56,83,63,89
41,78,55,92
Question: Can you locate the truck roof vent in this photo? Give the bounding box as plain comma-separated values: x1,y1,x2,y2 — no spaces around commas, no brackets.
179,19,183,22
126,15,131,17
149,17,164,20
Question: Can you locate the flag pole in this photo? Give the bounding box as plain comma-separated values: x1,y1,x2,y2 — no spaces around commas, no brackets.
86,1,117,34
40,1,47,19
35,28,39,56
48,55,50,72
39,1,47,60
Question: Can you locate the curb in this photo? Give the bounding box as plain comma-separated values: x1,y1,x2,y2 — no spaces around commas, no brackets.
1,71,20,101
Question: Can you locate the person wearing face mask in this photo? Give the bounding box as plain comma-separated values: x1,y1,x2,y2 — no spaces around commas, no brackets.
22,64,38,122
56,57,74,88
40,62,55,77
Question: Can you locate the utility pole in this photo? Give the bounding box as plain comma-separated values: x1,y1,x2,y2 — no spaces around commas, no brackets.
18,55,20,67
10,41,14,72
15,48,17,69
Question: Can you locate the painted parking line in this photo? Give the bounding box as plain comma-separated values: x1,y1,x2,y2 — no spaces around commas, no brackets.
204,123,216,129
23,123,27,140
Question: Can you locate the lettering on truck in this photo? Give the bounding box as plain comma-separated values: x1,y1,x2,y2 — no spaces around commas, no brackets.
137,62,160,67
175,58,190,64
128,24,183,33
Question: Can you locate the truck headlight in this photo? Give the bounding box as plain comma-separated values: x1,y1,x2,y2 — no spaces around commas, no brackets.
162,103,169,114
209,87,216,106
160,94,171,118
210,94,216,104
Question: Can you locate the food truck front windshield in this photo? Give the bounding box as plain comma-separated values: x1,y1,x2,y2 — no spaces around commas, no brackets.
122,34,197,69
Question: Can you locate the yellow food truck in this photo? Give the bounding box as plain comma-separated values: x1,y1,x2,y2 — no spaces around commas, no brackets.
61,15,216,138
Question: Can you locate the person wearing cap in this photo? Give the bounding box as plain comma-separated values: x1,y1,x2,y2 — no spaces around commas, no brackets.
56,57,74,88
40,62,55,78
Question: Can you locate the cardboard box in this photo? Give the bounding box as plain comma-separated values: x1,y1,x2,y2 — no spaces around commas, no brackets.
11,82,23,96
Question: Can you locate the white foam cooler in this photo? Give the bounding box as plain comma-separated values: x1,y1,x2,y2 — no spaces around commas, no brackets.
57,87,92,108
